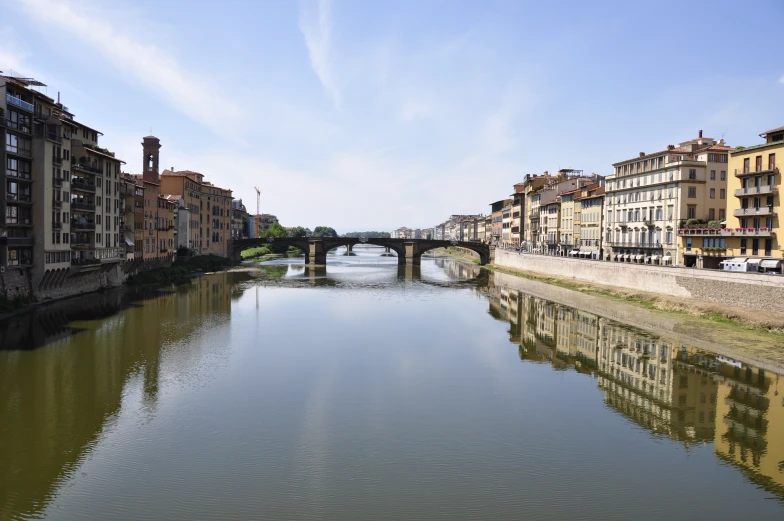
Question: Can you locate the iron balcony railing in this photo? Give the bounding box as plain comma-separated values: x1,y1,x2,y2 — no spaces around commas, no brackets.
71,179,96,192
71,201,96,212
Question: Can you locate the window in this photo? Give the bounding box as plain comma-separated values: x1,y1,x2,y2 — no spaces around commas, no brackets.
665,231,673,244
708,208,715,220
688,169,697,180
765,239,772,256
752,238,759,256
720,170,726,180
770,153,776,170
710,188,715,198
6,206,18,224
687,206,696,219
688,187,696,198
710,170,716,180
719,189,725,199
719,209,725,219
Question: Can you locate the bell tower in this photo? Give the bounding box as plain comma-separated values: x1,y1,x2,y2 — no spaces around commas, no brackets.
142,136,161,183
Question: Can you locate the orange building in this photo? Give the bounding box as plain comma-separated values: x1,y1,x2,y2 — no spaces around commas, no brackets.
136,136,175,263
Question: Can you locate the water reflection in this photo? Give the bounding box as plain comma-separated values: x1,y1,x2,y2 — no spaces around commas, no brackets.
481,277,784,500
0,272,251,521
0,258,782,521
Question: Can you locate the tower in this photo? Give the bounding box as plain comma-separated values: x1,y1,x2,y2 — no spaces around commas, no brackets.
142,136,161,183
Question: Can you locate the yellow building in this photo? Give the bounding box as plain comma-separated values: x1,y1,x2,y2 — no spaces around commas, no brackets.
721,126,783,268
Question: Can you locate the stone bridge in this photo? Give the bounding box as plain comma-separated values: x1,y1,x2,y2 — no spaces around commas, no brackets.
230,237,494,266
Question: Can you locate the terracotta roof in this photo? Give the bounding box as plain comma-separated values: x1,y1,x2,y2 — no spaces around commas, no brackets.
760,126,784,136
703,145,732,151
165,195,183,201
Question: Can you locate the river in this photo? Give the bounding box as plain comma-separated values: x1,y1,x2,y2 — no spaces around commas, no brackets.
1,245,783,520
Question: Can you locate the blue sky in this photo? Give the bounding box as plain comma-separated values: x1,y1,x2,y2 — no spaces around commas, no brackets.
2,0,782,232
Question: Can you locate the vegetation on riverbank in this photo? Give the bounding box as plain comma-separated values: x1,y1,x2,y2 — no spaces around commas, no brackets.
127,254,234,286
241,245,302,259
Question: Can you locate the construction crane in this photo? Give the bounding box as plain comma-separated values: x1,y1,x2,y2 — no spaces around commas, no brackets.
254,186,261,216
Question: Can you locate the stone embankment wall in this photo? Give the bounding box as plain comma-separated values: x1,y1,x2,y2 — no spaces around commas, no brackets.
494,249,784,313
0,269,31,300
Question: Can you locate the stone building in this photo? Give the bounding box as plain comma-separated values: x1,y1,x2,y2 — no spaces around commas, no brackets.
578,185,604,259
605,131,731,267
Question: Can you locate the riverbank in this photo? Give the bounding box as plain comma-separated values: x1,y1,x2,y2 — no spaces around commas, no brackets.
432,247,784,335
127,254,234,286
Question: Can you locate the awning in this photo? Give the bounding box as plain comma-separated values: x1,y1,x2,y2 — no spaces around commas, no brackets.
124,236,135,246
651,255,660,261
635,255,643,261
662,256,672,263
644,256,651,263
727,257,748,263
624,254,631,260
760,260,781,269
747,258,762,265
569,250,579,256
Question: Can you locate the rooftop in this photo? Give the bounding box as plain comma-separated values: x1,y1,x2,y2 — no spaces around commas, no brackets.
760,126,784,137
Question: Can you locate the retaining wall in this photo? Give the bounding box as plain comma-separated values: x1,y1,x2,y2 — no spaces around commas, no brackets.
494,249,784,313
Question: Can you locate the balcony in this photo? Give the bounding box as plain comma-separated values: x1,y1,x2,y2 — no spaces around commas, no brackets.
71,221,96,230
7,236,34,247
608,241,663,248
734,185,777,197
734,206,774,217
52,199,62,209
53,177,63,188
52,154,63,165
5,145,31,158
6,216,33,227
52,221,62,230
46,132,62,144
71,201,96,212
6,93,34,112
71,179,96,192
732,228,773,237
70,236,92,247
6,169,32,181
7,193,32,204
735,166,779,178
678,228,732,236
643,219,655,227
73,162,103,175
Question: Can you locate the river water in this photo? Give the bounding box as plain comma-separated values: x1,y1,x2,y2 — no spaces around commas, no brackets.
1,245,783,520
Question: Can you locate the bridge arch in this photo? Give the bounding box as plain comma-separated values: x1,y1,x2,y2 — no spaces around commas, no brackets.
414,241,491,265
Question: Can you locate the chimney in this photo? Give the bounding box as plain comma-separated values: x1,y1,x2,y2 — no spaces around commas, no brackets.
639,152,645,157
698,129,703,138
719,138,725,145
667,144,675,150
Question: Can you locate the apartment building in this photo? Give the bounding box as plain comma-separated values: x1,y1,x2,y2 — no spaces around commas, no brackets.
159,157,233,256
510,187,524,246
501,202,512,245
489,200,509,245
1,75,35,272
605,131,731,266
578,185,604,259
559,188,580,255
1,73,127,292
721,126,782,269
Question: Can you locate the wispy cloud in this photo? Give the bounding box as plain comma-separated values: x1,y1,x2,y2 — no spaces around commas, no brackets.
299,0,341,111
16,0,243,141
779,75,784,85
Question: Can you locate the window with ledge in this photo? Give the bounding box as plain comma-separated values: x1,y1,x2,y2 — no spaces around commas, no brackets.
688,169,697,180
720,170,726,180
720,189,725,199
688,187,696,198
687,206,696,219
710,170,716,180
752,238,759,256
710,188,715,198
719,209,725,219
740,238,747,255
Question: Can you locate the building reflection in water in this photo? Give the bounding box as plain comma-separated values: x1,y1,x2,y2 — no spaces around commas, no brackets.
0,272,250,521
481,277,784,500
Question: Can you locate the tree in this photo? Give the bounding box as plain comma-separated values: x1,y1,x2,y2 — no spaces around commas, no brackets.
312,226,338,237
261,222,288,238
342,231,392,238
288,226,311,238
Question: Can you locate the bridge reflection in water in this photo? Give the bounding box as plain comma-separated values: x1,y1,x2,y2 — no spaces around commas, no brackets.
480,274,784,501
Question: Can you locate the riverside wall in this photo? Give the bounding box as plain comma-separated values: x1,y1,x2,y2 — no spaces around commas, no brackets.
494,249,784,313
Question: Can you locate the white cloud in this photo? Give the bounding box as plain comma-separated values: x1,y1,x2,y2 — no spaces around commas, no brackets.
779,75,784,85
16,0,244,141
298,0,342,110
